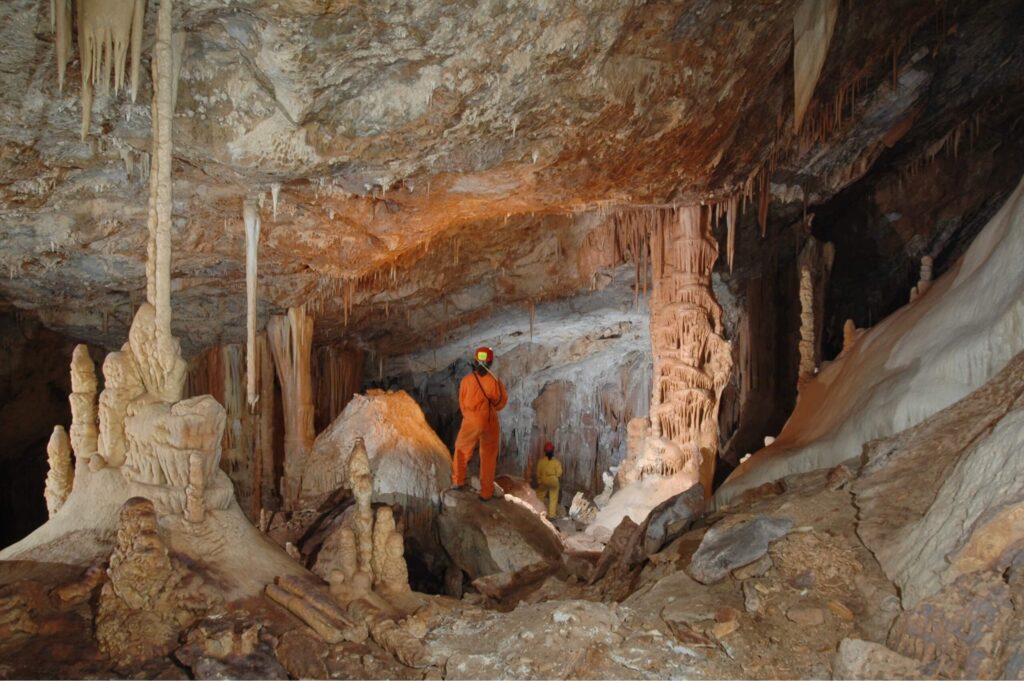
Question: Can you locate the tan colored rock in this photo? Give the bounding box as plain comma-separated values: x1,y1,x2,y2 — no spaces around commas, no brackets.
96,498,221,668
711,619,739,638
372,505,397,584
786,606,825,626
44,425,73,517
97,350,145,468
833,639,926,680
827,599,855,622
348,438,375,575
69,344,99,462
267,306,315,509
732,553,773,580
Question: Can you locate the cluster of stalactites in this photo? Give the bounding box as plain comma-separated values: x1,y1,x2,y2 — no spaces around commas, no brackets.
51,0,147,139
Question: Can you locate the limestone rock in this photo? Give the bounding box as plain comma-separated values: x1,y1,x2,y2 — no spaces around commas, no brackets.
687,515,793,585
732,553,773,580
832,639,926,680
640,482,704,555
438,489,563,580
95,498,222,669
888,570,1014,679
273,628,329,680
44,425,73,517
470,561,560,600
175,618,287,680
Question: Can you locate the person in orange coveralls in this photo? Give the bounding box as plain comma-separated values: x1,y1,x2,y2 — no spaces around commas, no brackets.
451,346,509,501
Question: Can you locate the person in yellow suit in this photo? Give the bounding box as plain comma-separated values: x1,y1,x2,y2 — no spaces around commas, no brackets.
535,442,563,519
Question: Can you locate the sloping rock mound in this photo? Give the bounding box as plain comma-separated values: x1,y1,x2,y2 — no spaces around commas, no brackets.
438,489,563,580
853,350,1024,608
300,390,452,535
718,177,1024,505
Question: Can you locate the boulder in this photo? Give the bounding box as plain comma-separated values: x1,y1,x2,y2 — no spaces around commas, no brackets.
494,475,546,515
687,515,793,585
438,489,563,580
832,639,926,680
640,483,704,555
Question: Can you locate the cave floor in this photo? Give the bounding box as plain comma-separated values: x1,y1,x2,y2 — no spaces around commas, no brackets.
0,459,898,680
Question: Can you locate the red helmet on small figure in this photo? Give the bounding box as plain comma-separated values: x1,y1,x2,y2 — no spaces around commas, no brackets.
474,346,494,367
543,441,555,454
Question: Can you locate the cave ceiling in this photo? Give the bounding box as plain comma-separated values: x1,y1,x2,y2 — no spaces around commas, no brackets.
0,0,1020,355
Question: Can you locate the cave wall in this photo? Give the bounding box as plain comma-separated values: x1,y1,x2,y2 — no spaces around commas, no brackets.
0,314,95,546
375,266,650,504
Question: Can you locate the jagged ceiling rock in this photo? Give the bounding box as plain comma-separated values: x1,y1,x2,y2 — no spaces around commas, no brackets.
0,0,1020,354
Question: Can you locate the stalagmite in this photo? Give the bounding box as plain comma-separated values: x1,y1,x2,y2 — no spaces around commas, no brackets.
796,237,835,383
74,0,148,139
267,305,315,508
793,0,839,133
349,438,375,575
798,266,815,379
44,426,73,517
243,199,261,409
98,350,145,468
911,255,934,302
371,506,397,585
842,319,859,355
69,344,99,464
184,452,205,523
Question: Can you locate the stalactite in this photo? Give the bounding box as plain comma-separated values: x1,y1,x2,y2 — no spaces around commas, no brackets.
268,305,315,509
74,0,148,139
798,266,815,379
243,199,261,409
52,0,73,93
271,183,281,221
792,0,839,133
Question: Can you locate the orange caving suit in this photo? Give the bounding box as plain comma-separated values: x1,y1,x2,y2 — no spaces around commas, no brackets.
452,369,509,499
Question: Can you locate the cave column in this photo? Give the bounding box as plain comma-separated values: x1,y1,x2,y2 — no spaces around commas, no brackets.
648,206,732,496
268,305,315,509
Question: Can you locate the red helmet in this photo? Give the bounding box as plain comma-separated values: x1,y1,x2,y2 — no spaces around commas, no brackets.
543,441,555,454
474,346,494,366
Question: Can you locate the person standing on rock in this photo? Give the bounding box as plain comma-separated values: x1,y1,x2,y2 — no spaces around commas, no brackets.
452,346,509,501
535,441,563,519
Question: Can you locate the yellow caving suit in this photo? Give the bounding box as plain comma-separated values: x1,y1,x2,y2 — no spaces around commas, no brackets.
536,456,563,519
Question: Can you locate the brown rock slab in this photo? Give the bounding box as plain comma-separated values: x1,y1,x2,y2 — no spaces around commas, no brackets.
712,620,739,639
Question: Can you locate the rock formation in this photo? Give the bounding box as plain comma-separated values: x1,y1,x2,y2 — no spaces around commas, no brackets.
267,305,315,509
614,206,731,500
95,497,221,668
68,344,98,464
43,426,73,517
243,199,261,410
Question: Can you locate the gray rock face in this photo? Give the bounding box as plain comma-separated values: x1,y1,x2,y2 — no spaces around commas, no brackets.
641,483,705,555
832,639,925,680
438,489,563,580
687,515,793,585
